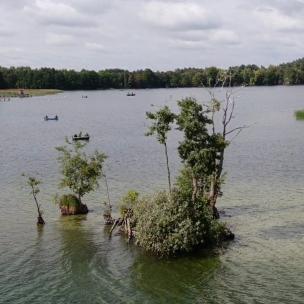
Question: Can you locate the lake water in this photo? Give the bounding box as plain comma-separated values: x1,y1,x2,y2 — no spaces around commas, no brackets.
1,86,304,303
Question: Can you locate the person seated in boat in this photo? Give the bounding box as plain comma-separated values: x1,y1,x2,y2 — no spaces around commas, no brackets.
55,115,58,120
85,132,89,137
45,115,48,120
74,134,77,138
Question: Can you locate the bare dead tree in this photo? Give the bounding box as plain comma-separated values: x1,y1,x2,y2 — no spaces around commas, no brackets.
205,73,249,217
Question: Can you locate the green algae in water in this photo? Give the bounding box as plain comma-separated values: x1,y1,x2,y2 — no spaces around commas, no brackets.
295,110,304,120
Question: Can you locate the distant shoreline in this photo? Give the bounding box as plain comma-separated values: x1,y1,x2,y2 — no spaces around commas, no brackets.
1,57,304,90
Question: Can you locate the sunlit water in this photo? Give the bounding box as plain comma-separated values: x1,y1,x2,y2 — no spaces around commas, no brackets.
1,87,304,303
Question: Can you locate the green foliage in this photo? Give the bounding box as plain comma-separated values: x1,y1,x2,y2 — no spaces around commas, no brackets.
175,166,194,198
175,98,229,199
295,110,304,120
120,190,139,216
24,175,41,196
146,105,176,193
58,194,81,207
176,98,215,178
56,141,107,202
133,190,227,257
146,106,176,144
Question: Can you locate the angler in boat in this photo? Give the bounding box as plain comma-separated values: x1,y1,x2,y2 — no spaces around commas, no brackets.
72,132,90,141
44,115,58,121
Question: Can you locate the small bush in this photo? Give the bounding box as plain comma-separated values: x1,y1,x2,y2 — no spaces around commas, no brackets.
133,190,227,257
58,194,81,207
119,190,139,216
295,110,304,120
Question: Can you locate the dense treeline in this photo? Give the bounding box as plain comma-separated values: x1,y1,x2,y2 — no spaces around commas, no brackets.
1,58,304,90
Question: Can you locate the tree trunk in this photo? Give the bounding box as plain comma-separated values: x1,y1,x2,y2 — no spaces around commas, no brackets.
208,174,219,218
192,176,198,202
32,189,45,225
207,148,225,217
164,142,172,194
126,218,132,241
217,149,225,182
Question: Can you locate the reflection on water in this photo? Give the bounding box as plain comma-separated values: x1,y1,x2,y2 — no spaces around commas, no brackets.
1,87,304,303
132,253,221,303
57,216,101,303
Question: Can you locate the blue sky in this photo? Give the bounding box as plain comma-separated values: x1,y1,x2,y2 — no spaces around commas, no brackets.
0,0,303,70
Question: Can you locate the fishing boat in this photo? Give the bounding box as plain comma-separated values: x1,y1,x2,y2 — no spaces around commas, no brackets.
126,92,136,96
44,115,58,121
72,132,90,141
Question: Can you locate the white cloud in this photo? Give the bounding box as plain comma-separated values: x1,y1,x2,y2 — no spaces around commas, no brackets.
85,42,106,52
210,30,240,45
24,0,97,27
255,6,304,31
140,1,218,31
46,33,76,46
0,0,303,70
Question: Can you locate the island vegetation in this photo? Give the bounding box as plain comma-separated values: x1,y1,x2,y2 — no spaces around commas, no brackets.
21,83,241,257
1,57,304,91
55,140,107,215
109,88,241,256
295,110,304,120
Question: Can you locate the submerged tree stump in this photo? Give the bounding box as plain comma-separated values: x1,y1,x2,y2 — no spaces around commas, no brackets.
37,215,45,225
103,211,114,225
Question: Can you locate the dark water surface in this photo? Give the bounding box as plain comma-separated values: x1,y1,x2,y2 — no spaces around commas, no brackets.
1,87,304,303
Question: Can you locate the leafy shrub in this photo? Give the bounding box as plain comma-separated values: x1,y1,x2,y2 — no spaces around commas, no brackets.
119,190,139,216
56,141,106,204
133,190,227,257
295,110,304,120
58,194,81,207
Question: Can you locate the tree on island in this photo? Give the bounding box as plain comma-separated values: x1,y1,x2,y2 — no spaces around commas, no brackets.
176,98,218,203
112,94,239,256
56,140,107,215
23,174,45,225
146,106,176,193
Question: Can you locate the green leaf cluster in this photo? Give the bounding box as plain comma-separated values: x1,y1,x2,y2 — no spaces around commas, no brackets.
134,190,226,257
56,141,107,201
25,175,41,196
119,190,139,216
145,106,176,144
57,194,81,207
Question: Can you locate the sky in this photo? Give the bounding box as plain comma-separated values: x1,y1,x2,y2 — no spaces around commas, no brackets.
0,0,304,71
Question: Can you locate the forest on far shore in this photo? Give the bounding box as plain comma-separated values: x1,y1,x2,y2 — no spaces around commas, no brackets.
1,57,304,90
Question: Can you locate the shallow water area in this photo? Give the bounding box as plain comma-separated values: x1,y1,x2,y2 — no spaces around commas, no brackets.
1,86,304,303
